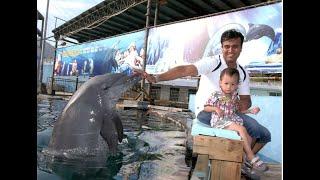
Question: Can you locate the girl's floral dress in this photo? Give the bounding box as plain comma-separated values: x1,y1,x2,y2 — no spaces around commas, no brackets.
205,90,243,128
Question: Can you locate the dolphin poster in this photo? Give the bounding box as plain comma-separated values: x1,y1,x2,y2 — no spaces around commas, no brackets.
55,30,145,77
145,2,282,75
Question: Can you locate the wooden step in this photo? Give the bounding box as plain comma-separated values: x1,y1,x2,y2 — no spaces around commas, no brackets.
191,154,210,180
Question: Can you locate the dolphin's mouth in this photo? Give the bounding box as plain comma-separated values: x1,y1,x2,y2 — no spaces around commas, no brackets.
131,76,142,83
126,75,142,85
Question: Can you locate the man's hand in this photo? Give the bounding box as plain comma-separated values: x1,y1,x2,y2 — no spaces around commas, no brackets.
133,64,197,83
145,73,157,83
214,107,224,117
240,106,260,114
249,107,260,114
132,69,157,83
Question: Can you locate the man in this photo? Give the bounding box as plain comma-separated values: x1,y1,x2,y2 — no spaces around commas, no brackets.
140,29,271,173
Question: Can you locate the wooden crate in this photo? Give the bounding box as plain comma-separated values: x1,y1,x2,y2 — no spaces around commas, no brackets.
211,159,241,180
193,135,243,180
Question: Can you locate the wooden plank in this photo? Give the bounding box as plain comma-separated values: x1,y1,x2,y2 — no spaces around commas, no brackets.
223,161,241,180
210,159,222,180
210,159,241,180
193,135,243,162
148,105,184,112
122,100,149,109
192,154,209,180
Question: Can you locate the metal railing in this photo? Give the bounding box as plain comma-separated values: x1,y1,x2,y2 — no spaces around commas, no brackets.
47,76,86,94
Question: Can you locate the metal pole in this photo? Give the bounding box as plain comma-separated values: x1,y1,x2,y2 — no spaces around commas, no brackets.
50,17,59,95
37,17,45,93
154,0,159,26
38,0,50,93
54,16,67,23
141,0,152,101
50,39,58,95
75,75,79,91
54,16,58,30
40,20,44,56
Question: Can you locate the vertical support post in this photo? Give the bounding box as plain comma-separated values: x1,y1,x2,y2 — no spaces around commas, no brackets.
151,0,158,103
38,0,50,93
50,16,59,95
154,0,159,26
37,16,44,93
141,0,152,101
50,39,58,95
40,18,44,49
75,75,79,91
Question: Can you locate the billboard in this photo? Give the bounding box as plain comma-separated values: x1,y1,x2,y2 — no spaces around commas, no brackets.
146,2,282,75
55,30,145,76
54,2,282,77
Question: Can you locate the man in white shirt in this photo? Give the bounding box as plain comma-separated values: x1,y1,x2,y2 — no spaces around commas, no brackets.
141,29,271,171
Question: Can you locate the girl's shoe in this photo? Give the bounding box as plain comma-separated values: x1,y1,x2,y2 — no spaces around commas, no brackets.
245,156,269,172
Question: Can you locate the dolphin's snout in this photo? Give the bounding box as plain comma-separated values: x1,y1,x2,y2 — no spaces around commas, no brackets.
125,75,141,84
131,76,142,83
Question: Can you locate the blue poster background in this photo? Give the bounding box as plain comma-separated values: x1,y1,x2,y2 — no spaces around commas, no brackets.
55,30,145,76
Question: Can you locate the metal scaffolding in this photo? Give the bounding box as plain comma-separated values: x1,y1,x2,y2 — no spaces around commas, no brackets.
53,0,147,40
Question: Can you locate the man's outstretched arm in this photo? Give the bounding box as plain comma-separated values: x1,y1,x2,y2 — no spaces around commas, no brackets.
143,65,198,83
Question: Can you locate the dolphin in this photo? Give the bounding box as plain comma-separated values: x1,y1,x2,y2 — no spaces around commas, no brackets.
47,73,141,157
245,23,275,42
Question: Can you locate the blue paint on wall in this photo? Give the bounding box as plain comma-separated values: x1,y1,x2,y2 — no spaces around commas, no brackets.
250,95,282,163
42,64,53,83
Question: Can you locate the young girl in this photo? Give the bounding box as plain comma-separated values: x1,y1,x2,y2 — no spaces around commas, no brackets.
204,67,268,172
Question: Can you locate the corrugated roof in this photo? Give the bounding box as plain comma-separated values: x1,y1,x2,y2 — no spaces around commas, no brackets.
52,0,279,43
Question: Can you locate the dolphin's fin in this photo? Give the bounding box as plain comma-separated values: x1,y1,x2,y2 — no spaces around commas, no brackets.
100,120,118,154
100,112,123,154
110,112,124,142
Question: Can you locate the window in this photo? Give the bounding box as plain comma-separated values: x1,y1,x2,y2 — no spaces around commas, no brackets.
150,86,161,100
170,88,180,101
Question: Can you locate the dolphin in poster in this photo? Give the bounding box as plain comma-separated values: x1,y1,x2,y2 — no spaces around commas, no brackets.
46,73,141,157
245,23,275,42
203,23,276,58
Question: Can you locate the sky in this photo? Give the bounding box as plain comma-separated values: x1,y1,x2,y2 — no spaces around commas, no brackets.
37,0,105,46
